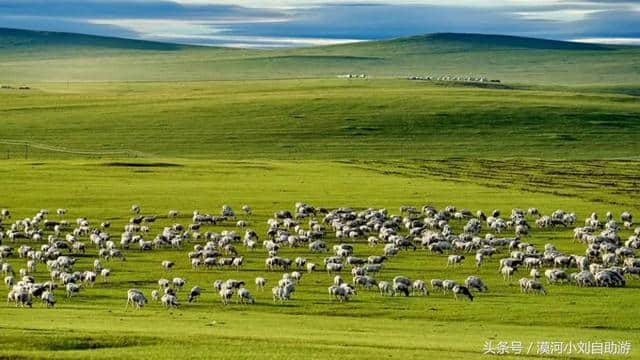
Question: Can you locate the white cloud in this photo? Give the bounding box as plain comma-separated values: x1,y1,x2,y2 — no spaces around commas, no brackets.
516,9,602,22
572,37,640,45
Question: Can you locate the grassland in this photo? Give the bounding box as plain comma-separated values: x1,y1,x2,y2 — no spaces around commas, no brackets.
1,79,639,160
1,28,640,359
0,159,639,359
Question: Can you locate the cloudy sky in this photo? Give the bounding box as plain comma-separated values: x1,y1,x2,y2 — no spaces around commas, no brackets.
1,0,639,47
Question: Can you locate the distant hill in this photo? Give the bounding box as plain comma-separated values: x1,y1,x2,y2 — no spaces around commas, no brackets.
0,27,190,51
0,27,638,84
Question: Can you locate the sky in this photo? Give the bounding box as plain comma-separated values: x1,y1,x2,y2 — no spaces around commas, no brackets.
1,0,639,48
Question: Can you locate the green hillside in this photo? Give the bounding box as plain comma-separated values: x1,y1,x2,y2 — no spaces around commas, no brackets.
1,79,639,160
1,28,639,84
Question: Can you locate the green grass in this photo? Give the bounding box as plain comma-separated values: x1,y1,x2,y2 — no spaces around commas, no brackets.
0,159,639,359
1,79,639,160
1,28,640,84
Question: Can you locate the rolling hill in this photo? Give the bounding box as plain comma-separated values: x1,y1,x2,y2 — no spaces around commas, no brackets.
1,28,639,84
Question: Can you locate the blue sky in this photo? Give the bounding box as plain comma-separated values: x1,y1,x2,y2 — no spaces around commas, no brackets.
1,0,639,47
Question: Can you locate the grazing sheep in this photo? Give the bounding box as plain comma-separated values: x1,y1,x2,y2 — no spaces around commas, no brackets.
125,289,148,310
431,279,444,293
465,276,488,292
237,288,255,304
452,285,474,301
412,280,429,296
151,290,160,301
447,255,465,267
328,284,355,302
306,262,316,273
393,282,410,297
161,260,175,271
100,268,111,282
188,286,202,303
295,257,307,269
66,283,81,298
41,291,56,307
530,269,541,279
131,205,140,214
545,269,569,284
161,294,179,308
326,263,343,274
501,266,515,281
378,281,394,296
172,277,186,290
158,278,170,289
571,271,596,287
219,288,234,305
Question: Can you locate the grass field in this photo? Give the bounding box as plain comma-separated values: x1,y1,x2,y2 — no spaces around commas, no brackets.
0,160,639,359
1,80,639,160
1,28,640,359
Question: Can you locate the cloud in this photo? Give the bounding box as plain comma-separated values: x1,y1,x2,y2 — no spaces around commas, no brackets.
0,0,639,47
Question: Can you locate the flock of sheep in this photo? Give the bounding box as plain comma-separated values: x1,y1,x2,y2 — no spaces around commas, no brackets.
0,203,638,310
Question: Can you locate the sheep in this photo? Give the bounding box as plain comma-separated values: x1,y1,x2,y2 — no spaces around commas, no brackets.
242,205,252,215
530,269,541,279
151,290,160,301
100,268,111,282
501,266,515,281
82,271,97,287
328,284,355,302
291,271,303,282
595,269,625,287
306,262,316,273
475,252,484,269
255,277,267,291
545,269,569,284
326,263,343,274
125,289,148,310
232,257,244,271
465,276,488,292
66,283,81,298
158,278,170,289
452,285,474,301
161,260,175,271
131,205,140,214
41,290,56,308
572,271,596,287
4,275,15,288
188,286,202,303
7,287,32,307
93,259,103,272
393,282,410,297
272,283,295,303
447,255,465,267
172,277,186,290
519,278,547,295
295,257,307,269
161,294,179,308
219,288,234,305
378,281,394,296
412,280,429,296
430,279,444,293
353,275,377,290
237,288,255,304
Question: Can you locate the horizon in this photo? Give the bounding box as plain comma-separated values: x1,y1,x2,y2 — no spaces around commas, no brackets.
1,1,639,48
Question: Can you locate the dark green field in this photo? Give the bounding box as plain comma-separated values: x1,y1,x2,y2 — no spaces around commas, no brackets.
0,28,639,359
